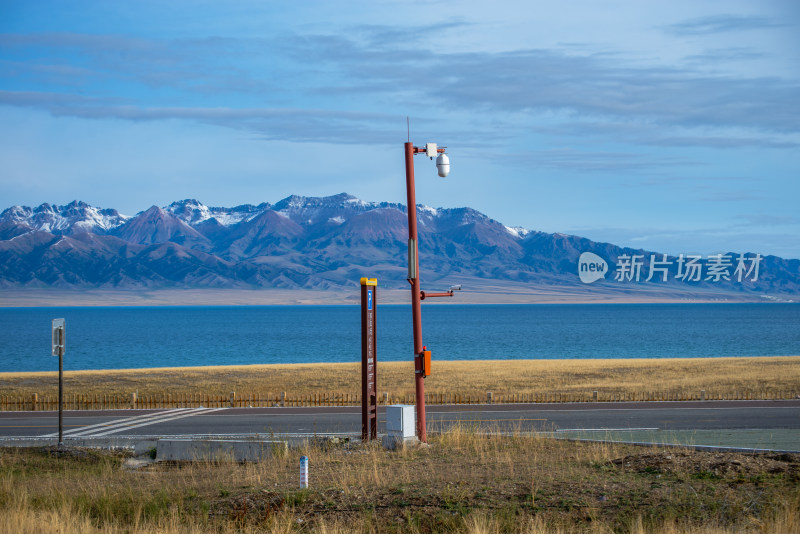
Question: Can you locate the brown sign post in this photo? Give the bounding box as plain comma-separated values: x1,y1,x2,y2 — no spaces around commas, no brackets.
360,277,378,441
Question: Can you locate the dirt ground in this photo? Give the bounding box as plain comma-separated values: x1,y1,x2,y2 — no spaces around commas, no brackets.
610,450,800,479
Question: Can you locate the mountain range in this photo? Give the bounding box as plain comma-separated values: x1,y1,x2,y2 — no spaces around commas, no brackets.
1,194,798,298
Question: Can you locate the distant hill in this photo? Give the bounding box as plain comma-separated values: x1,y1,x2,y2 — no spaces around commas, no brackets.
1,193,798,299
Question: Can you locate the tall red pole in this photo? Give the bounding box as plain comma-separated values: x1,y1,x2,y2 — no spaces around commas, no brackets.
404,141,426,443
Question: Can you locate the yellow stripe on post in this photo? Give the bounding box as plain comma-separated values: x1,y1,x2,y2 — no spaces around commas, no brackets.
360,277,378,286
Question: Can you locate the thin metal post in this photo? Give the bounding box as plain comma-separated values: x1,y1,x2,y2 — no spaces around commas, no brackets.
58,342,64,447
404,141,426,443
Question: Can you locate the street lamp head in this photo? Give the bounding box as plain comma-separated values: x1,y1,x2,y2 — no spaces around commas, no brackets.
436,152,450,177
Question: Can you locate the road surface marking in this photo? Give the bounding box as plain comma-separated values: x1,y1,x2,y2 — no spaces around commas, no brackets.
43,408,196,437
43,408,225,438
88,408,226,437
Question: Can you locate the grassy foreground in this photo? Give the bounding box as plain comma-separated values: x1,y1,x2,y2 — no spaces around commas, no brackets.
2,357,799,402
1,427,798,533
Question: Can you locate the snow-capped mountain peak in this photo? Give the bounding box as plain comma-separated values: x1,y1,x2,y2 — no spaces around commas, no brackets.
272,193,383,226
165,199,270,227
0,201,129,235
165,199,211,224
505,225,532,238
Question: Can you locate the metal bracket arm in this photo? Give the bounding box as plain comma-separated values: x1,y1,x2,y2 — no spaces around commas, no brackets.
419,290,454,300
412,146,446,155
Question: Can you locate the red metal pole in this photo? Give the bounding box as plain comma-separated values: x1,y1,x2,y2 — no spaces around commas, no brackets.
404,141,426,443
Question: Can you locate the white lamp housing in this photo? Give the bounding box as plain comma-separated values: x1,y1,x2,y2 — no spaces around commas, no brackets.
436,152,450,177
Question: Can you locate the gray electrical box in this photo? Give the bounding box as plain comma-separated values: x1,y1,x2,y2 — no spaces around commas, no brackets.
386,405,415,439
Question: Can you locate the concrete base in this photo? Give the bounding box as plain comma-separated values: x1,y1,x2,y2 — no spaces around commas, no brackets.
0,436,161,451
133,440,159,457
382,434,421,450
156,439,288,462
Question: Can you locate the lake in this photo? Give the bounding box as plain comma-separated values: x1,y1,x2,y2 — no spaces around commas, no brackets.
0,303,799,372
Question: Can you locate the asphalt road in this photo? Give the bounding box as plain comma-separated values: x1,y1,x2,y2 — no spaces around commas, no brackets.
1,400,798,450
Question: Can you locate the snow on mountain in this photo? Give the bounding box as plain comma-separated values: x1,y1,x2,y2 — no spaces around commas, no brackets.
0,201,129,235
272,193,395,226
165,199,270,227
0,195,431,236
421,206,494,233
505,226,532,238
418,205,438,216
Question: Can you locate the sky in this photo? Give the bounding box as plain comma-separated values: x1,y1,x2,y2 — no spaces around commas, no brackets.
1,0,799,258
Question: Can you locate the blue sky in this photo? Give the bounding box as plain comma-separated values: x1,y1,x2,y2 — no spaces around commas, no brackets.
1,0,798,258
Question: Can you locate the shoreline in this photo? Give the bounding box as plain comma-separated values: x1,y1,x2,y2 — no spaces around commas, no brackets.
1,284,788,307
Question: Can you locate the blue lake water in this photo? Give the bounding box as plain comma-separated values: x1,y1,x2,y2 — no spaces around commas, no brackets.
0,304,799,372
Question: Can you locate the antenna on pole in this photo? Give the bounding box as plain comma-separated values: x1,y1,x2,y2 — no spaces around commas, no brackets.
407,116,410,142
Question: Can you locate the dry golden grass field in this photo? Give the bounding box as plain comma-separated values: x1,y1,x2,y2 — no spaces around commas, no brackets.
2,357,798,410
1,427,798,533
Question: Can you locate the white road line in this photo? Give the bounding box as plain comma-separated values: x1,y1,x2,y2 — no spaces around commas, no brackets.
44,409,196,438
90,408,226,437
70,408,206,437
47,408,224,438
